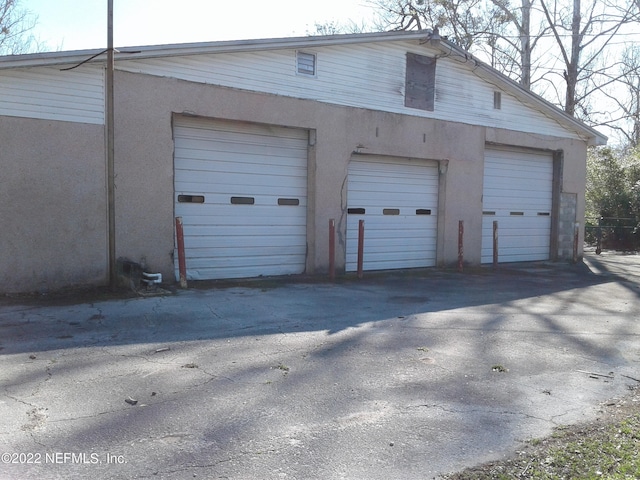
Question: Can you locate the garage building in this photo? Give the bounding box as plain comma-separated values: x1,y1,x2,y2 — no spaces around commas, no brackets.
0,30,606,292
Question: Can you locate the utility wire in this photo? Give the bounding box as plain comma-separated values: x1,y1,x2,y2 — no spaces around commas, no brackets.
59,48,141,71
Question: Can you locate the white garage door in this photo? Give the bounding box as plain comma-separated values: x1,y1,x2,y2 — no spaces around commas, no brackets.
174,117,308,280
346,156,438,272
481,147,553,263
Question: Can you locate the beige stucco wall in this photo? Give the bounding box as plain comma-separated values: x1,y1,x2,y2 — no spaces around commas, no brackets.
114,71,492,280
0,70,590,293
113,71,589,282
0,116,107,293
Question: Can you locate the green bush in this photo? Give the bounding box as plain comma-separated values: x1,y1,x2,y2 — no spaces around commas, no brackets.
586,147,640,251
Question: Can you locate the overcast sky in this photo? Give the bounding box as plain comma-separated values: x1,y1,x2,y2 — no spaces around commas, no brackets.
20,0,378,51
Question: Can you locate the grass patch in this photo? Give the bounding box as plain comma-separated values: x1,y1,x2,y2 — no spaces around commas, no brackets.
442,393,640,479
274,363,290,374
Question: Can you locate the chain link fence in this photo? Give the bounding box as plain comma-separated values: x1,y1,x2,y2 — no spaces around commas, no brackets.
585,217,640,254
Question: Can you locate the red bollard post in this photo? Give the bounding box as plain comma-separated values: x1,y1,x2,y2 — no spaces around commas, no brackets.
357,219,365,279
329,219,336,281
458,220,464,272
492,220,499,268
175,216,188,288
573,222,580,264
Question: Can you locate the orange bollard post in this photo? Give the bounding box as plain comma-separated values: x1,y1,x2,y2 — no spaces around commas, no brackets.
175,216,188,288
458,220,464,272
329,219,336,280
493,220,499,268
357,219,365,279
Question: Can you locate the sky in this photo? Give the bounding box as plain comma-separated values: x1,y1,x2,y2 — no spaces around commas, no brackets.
21,0,379,52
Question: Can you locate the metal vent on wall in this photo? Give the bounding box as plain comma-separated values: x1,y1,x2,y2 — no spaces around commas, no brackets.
297,52,316,76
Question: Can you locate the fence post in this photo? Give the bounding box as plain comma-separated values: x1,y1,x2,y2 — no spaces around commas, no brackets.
357,219,365,279
458,220,464,272
329,219,336,281
175,217,188,288
492,220,499,268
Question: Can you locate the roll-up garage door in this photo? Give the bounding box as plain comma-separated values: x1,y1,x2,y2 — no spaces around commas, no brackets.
481,147,553,263
346,156,438,272
174,117,308,280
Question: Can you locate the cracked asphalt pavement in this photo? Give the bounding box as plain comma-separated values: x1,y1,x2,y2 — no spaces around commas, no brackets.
1,251,640,479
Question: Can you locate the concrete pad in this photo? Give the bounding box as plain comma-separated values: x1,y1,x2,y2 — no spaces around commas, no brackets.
1,252,640,479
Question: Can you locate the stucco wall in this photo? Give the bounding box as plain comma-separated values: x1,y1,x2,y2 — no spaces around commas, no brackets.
0,116,106,293
0,70,590,293
114,71,490,279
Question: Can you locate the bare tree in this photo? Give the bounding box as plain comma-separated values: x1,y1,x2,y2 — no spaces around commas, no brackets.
369,0,553,89
596,45,640,148
619,47,640,148
366,0,640,147
539,0,639,116
0,0,39,55
309,19,371,36
482,0,551,89
370,0,505,50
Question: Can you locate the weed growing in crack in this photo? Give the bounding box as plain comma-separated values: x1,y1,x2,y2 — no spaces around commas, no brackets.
275,364,290,374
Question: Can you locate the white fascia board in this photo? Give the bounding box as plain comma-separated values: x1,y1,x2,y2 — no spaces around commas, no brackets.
117,30,434,57
0,48,108,69
482,66,608,146
434,40,607,146
0,31,435,69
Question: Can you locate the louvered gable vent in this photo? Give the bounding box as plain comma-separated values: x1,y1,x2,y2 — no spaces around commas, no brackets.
296,51,316,76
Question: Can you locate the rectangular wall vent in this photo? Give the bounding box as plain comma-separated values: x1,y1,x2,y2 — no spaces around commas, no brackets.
494,91,502,109
297,52,316,76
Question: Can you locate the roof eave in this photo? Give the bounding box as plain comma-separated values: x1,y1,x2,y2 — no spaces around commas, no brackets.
433,39,607,146
0,30,608,146
0,30,435,69
0,47,107,69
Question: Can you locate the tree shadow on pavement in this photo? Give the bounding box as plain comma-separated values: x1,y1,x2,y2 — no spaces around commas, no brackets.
2,254,640,479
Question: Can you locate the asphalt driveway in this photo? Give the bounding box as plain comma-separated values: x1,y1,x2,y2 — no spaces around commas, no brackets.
1,251,640,479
